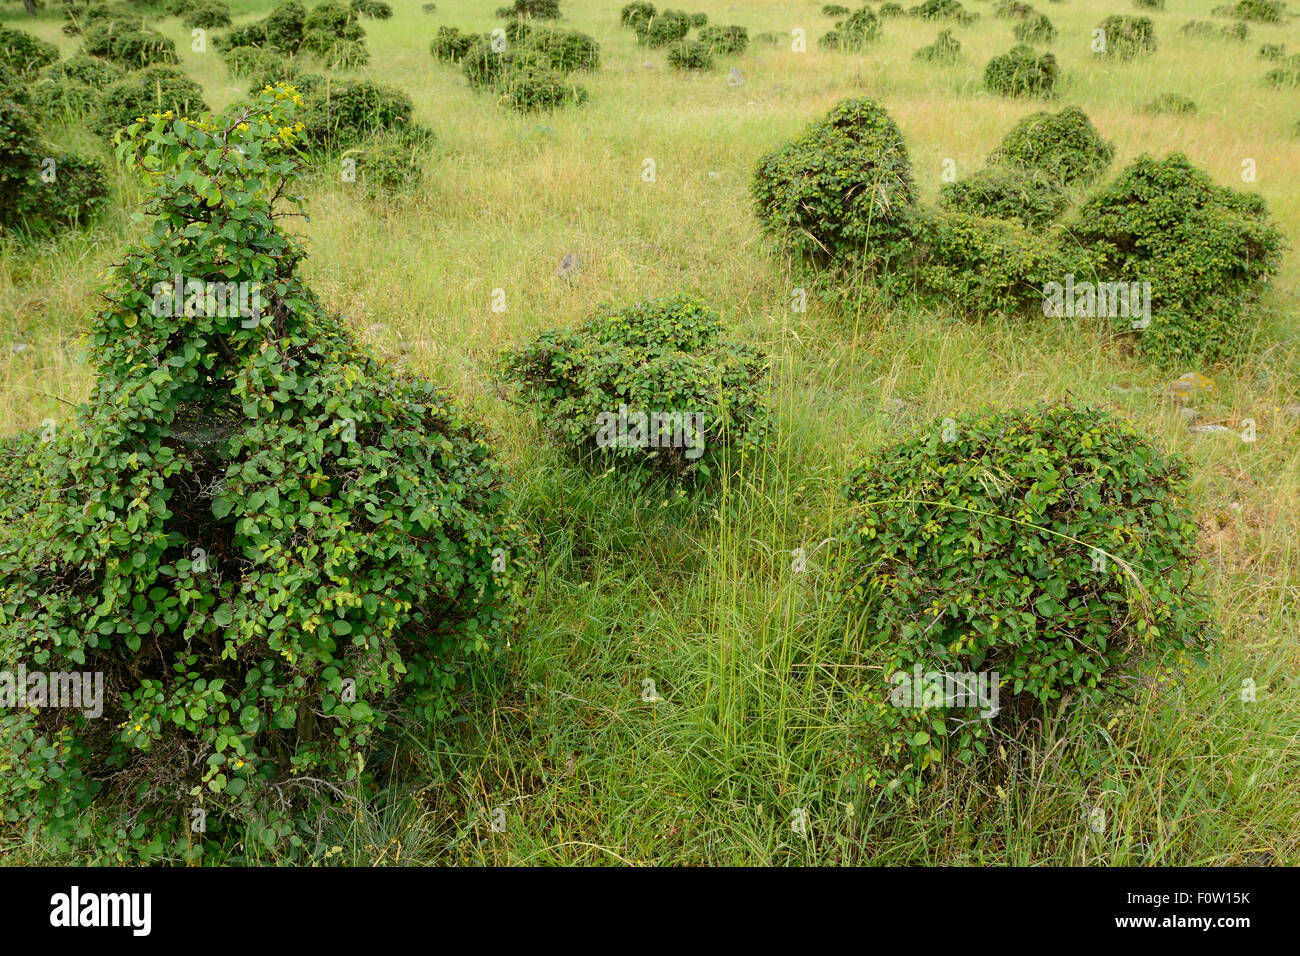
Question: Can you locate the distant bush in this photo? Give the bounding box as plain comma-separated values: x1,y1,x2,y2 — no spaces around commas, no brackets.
25,78,102,120
1014,12,1055,44
667,39,713,70
38,54,125,87
1218,0,1283,22
1096,15,1156,59
699,25,748,55
299,80,425,149
1066,154,1284,362
497,63,589,111
431,26,478,63
222,45,283,79
984,44,1058,97
263,0,307,54
879,2,905,15
908,0,977,25
0,95,108,236
639,9,692,47
346,136,423,195
753,98,920,278
987,106,1115,187
217,21,269,51
82,21,178,68
499,295,770,484
1134,0,1164,8
823,3,850,15
994,0,1035,18
820,7,881,50
496,0,560,19
1143,92,1197,114
754,30,783,45
528,28,601,71
1258,43,1286,60
938,166,1069,228
302,1,365,62
0,27,60,78
183,0,232,29
837,401,1213,796
620,1,656,31
92,66,207,140
914,28,961,63
351,0,392,18
1182,20,1249,40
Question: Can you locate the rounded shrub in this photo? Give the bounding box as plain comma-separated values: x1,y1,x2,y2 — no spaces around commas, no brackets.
263,0,308,54
1222,0,1283,23
938,166,1069,228
496,63,588,111
752,97,920,275
639,9,691,47
1097,15,1156,59
431,26,478,63
986,106,1114,187
82,21,178,68
698,25,748,56
1135,0,1165,8
667,40,713,71
984,44,1058,97
528,28,601,72
880,2,905,15
25,79,102,120
351,0,392,18
823,3,850,15
183,0,232,29
914,29,961,63
216,21,269,51
92,66,208,141
498,295,770,484
1143,93,1197,115
0,27,61,78
496,0,561,19
908,0,977,24
836,401,1214,795
1014,12,1055,44
298,80,425,150
346,136,424,195
38,54,125,87
620,1,656,31
1258,43,1285,60
1064,154,1284,363
820,7,881,50
222,45,283,80
0,94,109,236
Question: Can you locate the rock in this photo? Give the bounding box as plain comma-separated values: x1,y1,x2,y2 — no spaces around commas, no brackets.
1170,371,1215,400
556,253,581,280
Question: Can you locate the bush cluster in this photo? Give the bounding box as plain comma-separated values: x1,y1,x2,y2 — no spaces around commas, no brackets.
82,19,178,68
1014,12,1055,44
667,40,713,71
0,27,60,78
908,0,978,25
451,28,598,112
698,25,748,56
92,65,208,141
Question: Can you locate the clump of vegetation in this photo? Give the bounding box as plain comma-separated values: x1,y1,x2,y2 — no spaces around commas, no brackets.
983,44,1058,97
0,26,60,78
496,0,561,18
1216,0,1284,23
499,295,770,484
994,0,1035,18
222,45,284,80
1182,20,1249,40
430,26,478,63
298,79,428,150
82,20,178,68
698,25,748,56
667,40,713,71
1143,92,1197,114
345,136,423,195
914,28,960,63
183,0,232,29
263,0,308,54
38,54,125,87
497,63,589,111
92,66,207,141
527,28,601,71
1134,0,1164,8
752,97,920,277
301,1,367,65
1096,15,1156,59
1014,12,1055,44
24,78,102,120
753,30,783,45
1259,42,1286,59
620,1,656,32
938,166,1069,228
836,401,1214,796
0,88,525,861
1065,154,1284,362
986,106,1115,187
351,0,392,18
908,0,978,25
0,94,109,237
879,2,905,15
823,3,850,15
820,7,881,50
639,9,692,47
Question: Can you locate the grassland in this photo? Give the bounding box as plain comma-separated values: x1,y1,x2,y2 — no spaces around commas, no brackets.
1,0,1298,865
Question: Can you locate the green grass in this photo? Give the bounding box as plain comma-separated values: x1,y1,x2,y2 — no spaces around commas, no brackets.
2,0,1299,865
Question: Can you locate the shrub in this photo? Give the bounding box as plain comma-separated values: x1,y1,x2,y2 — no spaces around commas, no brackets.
639,9,691,47
302,0,364,60
1265,65,1300,86
914,28,961,63
351,0,392,18
0,89,524,860
322,38,369,69
880,2,904,15
1258,42,1286,60
667,40,713,70
222,45,283,79
908,0,977,24
1222,0,1283,22
994,0,1035,18
820,7,880,50
984,44,1058,97
92,66,207,141
496,63,588,111
0,27,61,78
345,136,423,195
836,401,1213,795
499,295,770,484
26,79,102,119
752,98,920,277
687,12,707,27
82,21,178,68
38,54,125,87
698,25,748,56
1134,0,1164,9
1143,92,1197,114
298,79,425,150
620,1,655,31
1182,20,1249,40
824,3,850,14
1014,12,1055,44
0,95,109,236
183,0,231,29
528,28,601,71
495,0,560,19
431,26,477,63
986,107,1114,187
1096,15,1156,59
938,166,1069,228
1064,154,1284,362
461,36,521,89
754,30,783,45
217,21,269,51
264,0,307,54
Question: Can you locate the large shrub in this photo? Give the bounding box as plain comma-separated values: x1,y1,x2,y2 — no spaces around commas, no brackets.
914,29,960,63
986,106,1114,187
38,54,125,87
1064,154,1284,363
836,401,1214,795
496,0,560,19
496,63,588,111
527,28,601,71
752,97,920,277
1096,15,1156,59
938,166,1069,228
183,0,232,29
639,9,691,47
984,44,1058,97
92,66,207,141
264,0,307,53
620,1,656,31
1014,12,1055,44
0,27,60,78
430,25,477,62
908,0,977,24
499,295,770,484
0,88,524,861
667,40,713,71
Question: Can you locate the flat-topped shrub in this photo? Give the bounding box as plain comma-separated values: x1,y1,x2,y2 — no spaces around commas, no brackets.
908,0,977,25
0,27,60,78
1064,154,1284,362
699,25,748,55
752,98,920,277
820,7,881,50
984,44,1057,97
499,295,770,484
914,29,960,63
183,0,232,29
92,66,207,140
620,1,656,31
836,401,1213,795
528,28,601,71
938,166,1069,228
986,107,1114,187
0,89,524,860
1096,15,1156,59
298,79,426,149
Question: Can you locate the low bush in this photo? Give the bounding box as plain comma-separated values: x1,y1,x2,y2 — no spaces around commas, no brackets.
298,80,425,150
222,45,283,79
908,0,977,25
351,0,392,18
263,0,307,54
528,28,601,71
836,401,1213,795
346,136,423,195
496,0,560,19
1182,20,1249,40
431,26,478,63
620,1,655,31
820,7,881,50
82,21,178,68
25,79,102,120
639,9,691,47
984,44,1058,97
92,66,207,141
667,40,713,70
1096,15,1156,59
1014,12,1055,44
38,54,125,87
1,95,109,236
938,166,1069,228
914,29,960,63
1258,43,1286,60
0,27,61,78
498,295,770,484
183,0,232,29
1143,93,1197,114
698,25,748,55
986,107,1114,187
1219,0,1283,23
496,63,588,111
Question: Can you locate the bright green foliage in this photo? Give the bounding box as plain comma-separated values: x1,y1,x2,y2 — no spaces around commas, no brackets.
752,98,920,276
987,107,1115,187
639,9,692,47
698,25,747,55
1065,154,1284,363
667,40,713,70
914,29,960,63
836,402,1214,796
820,7,881,50
938,167,1069,228
984,44,1058,97
0,27,60,78
1097,15,1156,59
499,295,770,484
92,66,208,142
0,89,524,861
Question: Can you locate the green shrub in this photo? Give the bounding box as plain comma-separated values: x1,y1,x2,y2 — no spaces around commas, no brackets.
1096,15,1156,59
25,79,102,120
986,106,1114,187
879,2,904,15
346,135,423,195
351,0,392,18
497,64,588,111
820,7,881,50
1220,0,1283,22
0,94,109,236
0,89,524,860
1065,154,1284,362
687,12,707,27
1258,42,1286,60
1014,12,1055,43
1182,20,1249,40
754,30,783,45
263,0,307,54
994,0,1035,17
301,0,364,61
908,0,977,25
1264,65,1300,86
298,79,426,150
38,54,125,87
499,295,770,484
495,0,560,19
92,66,207,141
984,44,1058,97
753,98,920,276
620,1,655,31
823,3,850,15
216,21,269,51
914,28,960,63
528,28,601,71
1134,0,1164,9
461,36,522,89
0,27,61,78
431,26,477,63
836,401,1213,796
938,166,1069,228
698,25,748,55
639,9,691,47
1143,92,1197,114
667,40,713,70
82,21,178,68
183,0,231,29
222,45,283,79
